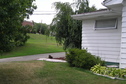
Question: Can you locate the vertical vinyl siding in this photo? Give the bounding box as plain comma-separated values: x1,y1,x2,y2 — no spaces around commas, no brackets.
82,18,121,62
120,2,126,68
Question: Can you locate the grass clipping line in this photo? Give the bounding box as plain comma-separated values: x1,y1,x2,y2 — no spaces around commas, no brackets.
0,61,44,84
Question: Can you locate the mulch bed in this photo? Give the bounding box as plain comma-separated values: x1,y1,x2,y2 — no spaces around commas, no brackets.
53,57,66,60
48,55,66,60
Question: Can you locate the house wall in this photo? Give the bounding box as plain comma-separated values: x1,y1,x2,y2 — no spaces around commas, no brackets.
82,17,122,62
120,0,126,68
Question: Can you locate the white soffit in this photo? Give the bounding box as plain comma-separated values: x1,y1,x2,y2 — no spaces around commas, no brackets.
71,10,121,20
103,0,123,6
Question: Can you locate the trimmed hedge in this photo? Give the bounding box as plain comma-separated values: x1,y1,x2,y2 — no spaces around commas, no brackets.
66,48,105,69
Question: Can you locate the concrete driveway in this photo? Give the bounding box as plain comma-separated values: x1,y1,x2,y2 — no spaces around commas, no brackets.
0,52,65,62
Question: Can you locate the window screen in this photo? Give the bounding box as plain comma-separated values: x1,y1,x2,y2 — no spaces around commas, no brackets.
95,18,117,29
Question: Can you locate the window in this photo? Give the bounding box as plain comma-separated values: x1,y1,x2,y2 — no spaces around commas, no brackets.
95,18,117,29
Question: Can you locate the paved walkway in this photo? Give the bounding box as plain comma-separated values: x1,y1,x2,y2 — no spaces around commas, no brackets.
0,52,65,63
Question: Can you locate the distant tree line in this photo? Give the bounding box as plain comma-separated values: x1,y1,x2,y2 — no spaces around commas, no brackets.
24,22,49,35
31,23,49,35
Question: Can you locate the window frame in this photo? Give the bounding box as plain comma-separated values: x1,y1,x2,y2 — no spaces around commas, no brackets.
94,18,118,30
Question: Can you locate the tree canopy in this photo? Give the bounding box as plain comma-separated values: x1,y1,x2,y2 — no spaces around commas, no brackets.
0,0,36,52
50,0,96,50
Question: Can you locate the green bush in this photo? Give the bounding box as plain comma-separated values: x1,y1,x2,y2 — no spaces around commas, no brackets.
66,48,105,69
14,26,30,47
66,48,84,67
0,26,30,53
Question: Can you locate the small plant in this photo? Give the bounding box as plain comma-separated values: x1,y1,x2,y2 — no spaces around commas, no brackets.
91,64,126,78
66,48,105,69
90,64,106,74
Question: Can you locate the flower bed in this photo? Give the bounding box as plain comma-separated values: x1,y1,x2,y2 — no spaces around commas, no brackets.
90,64,126,80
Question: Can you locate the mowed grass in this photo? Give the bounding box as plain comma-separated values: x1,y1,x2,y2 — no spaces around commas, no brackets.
0,61,126,84
1,34,64,58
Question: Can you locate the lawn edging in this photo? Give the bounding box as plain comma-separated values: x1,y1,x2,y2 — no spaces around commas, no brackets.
93,73,126,80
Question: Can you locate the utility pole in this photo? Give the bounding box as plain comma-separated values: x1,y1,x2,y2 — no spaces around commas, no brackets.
39,20,42,34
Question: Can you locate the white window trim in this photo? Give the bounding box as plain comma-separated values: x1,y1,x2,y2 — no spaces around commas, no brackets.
94,18,118,30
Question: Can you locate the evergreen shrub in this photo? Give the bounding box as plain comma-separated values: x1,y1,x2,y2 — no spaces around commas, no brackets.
66,48,105,69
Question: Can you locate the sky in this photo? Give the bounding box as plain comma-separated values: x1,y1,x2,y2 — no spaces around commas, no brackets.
27,0,106,24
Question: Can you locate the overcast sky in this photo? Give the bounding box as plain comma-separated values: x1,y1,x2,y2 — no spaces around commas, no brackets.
27,0,106,24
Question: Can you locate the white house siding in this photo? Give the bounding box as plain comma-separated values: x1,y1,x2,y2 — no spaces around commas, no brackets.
82,17,122,62
120,1,126,68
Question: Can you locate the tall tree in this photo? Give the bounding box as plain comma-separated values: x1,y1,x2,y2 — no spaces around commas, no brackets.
0,0,36,52
51,2,81,50
50,0,96,50
75,0,96,14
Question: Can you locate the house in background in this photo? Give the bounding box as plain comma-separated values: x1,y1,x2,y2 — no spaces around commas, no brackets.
22,20,34,33
22,20,34,27
71,0,126,68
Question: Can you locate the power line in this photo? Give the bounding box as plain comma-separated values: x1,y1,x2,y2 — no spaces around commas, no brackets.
34,11,56,12
32,13,56,15
32,11,56,15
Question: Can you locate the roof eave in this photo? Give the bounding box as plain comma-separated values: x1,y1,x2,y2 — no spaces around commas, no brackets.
71,10,121,20
102,0,123,7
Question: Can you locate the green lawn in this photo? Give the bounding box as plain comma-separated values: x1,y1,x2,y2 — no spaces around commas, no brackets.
0,61,125,84
0,34,64,58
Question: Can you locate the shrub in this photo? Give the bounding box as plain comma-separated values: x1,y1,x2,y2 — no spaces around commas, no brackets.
0,26,30,53
66,48,85,67
66,48,105,69
14,26,30,47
